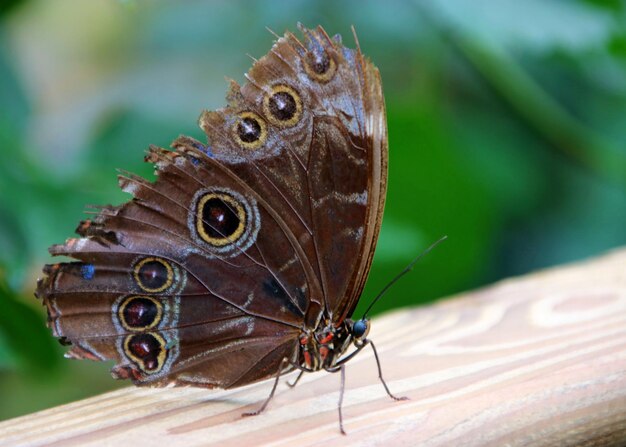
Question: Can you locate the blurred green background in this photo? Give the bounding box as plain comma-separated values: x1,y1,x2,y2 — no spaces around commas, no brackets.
0,0,625,421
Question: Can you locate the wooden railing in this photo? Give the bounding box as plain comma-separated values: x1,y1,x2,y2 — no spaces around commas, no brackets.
2,248,626,446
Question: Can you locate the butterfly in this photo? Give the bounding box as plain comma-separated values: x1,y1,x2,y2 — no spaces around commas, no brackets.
36,24,404,434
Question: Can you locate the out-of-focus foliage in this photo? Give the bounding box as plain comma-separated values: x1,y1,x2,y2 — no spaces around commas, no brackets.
0,0,624,420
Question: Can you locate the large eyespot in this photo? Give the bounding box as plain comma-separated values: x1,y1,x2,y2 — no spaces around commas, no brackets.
196,192,246,246
233,112,267,150
117,296,163,332
133,257,173,293
123,333,167,373
188,187,260,257
263,85,303,127
304,48,336,83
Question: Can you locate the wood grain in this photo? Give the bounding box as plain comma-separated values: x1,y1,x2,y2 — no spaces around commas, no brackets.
3,248,626,447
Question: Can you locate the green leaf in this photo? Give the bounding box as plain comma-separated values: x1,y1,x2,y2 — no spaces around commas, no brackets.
0,276,61,376
425,0,615,52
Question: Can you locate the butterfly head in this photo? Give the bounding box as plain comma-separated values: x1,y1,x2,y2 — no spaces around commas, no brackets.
350,318,370,341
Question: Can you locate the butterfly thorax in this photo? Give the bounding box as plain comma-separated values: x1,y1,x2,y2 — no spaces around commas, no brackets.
297,319,354,371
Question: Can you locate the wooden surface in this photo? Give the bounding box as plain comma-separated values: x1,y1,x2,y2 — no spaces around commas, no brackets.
3,248,626,447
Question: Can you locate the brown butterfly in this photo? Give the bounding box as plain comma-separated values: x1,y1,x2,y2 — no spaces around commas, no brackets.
36,24,404,434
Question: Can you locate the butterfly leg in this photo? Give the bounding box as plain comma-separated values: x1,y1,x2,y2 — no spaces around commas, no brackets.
367,339,408,402
242,357,291,417
242,358,311,417
338,364,347,435
332,339,407,401
286,369,305,388
323,363,348,434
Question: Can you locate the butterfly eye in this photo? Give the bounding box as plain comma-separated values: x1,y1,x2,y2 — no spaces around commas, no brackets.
264,85,303,127
304,48,336,83
233,111,267,149
123,333,167,373
351,319,370,340
133,257,174,293
117,296,163,331
195,191,246,247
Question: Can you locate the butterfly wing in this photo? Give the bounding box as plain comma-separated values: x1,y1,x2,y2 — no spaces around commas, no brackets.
39,145,306,387
36,25,387,388
196,25,387,323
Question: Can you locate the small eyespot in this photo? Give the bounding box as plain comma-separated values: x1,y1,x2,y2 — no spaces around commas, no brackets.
133,257,174,293
124,333,167,373
118,296,163,332
304,49,336,83
233,112,267,149
264,85,303,127
196,191,246,247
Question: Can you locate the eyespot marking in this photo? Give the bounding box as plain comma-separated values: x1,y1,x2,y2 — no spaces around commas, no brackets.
188,187,260,257
133,257,174,293
196,192,246,247
233,112,267,150
304,47,336,82
264,84,303,127
117,296,163,332
123,332,167,373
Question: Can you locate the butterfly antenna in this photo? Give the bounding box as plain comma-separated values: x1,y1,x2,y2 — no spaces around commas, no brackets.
362,235,448,319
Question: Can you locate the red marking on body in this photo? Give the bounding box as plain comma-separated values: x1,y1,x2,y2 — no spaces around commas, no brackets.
319,346,329,362
318,333,333,344
304,351,312,368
